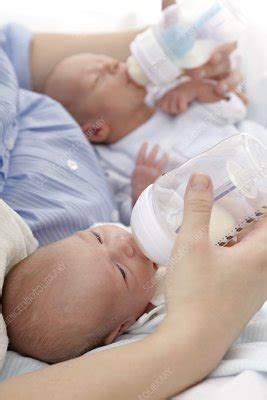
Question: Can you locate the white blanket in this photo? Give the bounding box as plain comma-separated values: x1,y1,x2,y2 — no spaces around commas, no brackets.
0,199,38,371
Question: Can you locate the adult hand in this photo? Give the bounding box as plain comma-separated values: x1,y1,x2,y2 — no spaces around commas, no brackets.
185,43,242,97
163,173,267,363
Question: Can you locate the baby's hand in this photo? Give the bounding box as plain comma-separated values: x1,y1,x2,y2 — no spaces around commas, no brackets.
157,81,198,115
132,143,168,204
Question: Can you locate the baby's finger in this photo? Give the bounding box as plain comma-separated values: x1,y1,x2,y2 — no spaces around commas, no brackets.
156,153,169,171
146,145,160,167
215,70,243,95
136,142,148,165
170,93,188,115
166,96,172,114
157,97,170,113
159,101,170,114
178,97,188,113
170,97,180,115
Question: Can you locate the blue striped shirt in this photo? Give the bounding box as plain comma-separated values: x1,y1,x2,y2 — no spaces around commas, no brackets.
0,24,118,245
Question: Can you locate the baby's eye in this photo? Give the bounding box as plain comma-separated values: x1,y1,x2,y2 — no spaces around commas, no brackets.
92,231,103,244
117,264,127,281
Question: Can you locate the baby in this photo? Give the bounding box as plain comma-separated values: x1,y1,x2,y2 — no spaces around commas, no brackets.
2,223,157,363
44,53,266,225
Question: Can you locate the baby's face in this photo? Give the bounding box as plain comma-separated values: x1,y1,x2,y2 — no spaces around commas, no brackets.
48,54,147,143
3,224,156,362
82,224,156,307
79,55,146,127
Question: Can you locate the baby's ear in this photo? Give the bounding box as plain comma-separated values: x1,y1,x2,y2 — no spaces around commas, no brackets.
104,319,136,345
82,119,111,143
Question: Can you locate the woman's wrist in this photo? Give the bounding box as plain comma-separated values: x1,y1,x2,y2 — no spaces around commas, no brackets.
151,313,227,397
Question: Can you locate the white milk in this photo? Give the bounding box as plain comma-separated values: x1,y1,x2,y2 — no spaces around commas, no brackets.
131,134,267,265
209,204,236,244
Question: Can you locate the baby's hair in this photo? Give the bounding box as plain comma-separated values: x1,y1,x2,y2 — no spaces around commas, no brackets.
2,253,119,364
44,59,74,112
43,54,95,126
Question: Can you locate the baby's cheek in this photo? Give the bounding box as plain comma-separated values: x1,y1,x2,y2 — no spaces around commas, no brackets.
138,267,156,300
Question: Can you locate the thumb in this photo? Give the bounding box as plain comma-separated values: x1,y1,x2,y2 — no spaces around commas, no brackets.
180,173,213,241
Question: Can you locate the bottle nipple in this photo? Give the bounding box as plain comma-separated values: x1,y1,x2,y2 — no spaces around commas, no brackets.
126,55,149,87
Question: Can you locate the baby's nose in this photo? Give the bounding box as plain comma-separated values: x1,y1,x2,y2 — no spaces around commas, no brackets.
117,235,135,258
106,61,120,74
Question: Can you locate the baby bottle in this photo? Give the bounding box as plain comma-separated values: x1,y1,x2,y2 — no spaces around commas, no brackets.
131,133,267,265
127,0,244,86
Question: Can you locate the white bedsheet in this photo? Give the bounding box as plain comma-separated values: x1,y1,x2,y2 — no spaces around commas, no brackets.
176,372,267,400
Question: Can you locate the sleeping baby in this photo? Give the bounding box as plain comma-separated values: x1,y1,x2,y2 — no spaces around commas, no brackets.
2,223,159,364
43,53,267,225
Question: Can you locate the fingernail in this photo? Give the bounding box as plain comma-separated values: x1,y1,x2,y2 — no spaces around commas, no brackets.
190,173,210,190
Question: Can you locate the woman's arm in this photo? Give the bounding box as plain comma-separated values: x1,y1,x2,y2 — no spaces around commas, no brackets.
0,322,227,400
31,28,143,91
31,0,171,90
